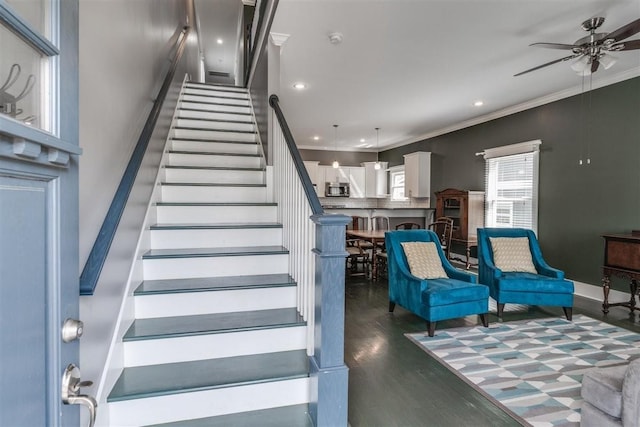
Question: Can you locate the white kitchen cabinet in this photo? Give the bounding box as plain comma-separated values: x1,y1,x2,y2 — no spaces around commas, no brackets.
349,167,366,198
403,152,431,198
318,165,365,198
303,161,321,197
362,161,388,198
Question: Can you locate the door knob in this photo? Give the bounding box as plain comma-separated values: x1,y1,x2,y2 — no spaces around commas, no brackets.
62,318,84,342
61,364,97,427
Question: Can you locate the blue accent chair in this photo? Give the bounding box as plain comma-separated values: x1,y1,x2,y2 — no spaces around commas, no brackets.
477,228,574,319
386,230,489,337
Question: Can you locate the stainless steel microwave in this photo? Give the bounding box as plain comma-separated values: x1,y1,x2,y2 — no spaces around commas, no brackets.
325,182,350,197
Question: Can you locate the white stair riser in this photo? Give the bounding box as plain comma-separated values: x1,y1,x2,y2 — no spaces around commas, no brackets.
107,378,310,426
172,128,256,143
135,287,297,318
182,94,249,106
180,101,250,115
185,83,246,93
123,327,306,367
161,185,267,203
164,168,264,184
156,205,277,224
170,140,259,155
142,254,288,280
178,110,251,122
175,118,255,132
183,88,249,99
167,153,261,168
150,227,282,249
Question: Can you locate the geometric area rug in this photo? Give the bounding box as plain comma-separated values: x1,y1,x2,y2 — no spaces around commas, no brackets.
406,315,640,427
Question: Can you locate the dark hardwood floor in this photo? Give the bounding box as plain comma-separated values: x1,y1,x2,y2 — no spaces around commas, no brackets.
344,273,640,427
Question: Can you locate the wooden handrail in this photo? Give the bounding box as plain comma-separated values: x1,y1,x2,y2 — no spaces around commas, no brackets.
79,26,190,295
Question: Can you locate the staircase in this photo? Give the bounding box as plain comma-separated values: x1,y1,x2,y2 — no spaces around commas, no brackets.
105,82,313,426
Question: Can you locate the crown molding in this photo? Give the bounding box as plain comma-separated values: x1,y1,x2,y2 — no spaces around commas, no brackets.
269,32,290,46
382,67,640,152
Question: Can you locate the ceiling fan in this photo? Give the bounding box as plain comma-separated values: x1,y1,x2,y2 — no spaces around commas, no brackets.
515,17,640,77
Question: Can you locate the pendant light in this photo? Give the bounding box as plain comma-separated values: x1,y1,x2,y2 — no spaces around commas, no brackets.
332,124,340,169
374,127,381,170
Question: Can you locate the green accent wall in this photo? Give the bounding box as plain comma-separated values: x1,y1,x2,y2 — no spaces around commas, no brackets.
380,77,640,290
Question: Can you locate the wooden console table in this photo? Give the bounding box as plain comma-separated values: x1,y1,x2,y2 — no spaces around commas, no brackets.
602,233,640,314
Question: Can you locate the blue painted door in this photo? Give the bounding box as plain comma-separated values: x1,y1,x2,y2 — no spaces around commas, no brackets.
0,0,83,425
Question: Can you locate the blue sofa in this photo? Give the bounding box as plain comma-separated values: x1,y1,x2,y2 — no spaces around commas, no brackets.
477,227,574,319
386,230,489,336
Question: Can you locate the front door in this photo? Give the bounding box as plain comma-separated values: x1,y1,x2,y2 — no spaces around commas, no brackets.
0,1,84,425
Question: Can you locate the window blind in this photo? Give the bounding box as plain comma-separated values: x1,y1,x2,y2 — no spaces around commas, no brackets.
484,150,539,232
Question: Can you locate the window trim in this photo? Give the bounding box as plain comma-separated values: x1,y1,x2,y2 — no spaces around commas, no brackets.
0,3,59,56
481,140,541,233
388,165,408,201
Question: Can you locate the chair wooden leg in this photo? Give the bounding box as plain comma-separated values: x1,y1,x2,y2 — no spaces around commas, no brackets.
427,321,436,337
388,301,396,312
497,303,505,318
479,313,489,327
563,307,573,321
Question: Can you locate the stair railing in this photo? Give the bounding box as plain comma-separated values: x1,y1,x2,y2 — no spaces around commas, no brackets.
269,94,349,426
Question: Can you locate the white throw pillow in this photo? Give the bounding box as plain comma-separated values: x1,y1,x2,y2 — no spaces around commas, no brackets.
401,241,448,279
489,237,537,273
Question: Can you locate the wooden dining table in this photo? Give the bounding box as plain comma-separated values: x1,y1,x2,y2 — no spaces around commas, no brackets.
346,229,387,279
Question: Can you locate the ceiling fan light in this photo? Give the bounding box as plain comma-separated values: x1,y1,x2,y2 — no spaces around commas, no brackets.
600,54,617,70
570,56,589,73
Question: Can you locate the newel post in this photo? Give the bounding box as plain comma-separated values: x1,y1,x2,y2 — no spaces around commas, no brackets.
309,213,350,426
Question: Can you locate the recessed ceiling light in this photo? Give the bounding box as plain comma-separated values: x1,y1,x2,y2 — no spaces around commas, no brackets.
293,83,306,90
360,138,366,143
313,136,320,141
474,100,484,107
217,39,223,44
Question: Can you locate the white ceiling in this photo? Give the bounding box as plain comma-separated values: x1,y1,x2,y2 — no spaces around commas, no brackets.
270,0,640,152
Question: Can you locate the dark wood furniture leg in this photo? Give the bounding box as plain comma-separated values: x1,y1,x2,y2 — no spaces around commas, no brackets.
563,307,572,321
479,313,488,327
629,279,638,310
602,275,611,314
388,301,396,312
497,303,505,318
427,321,435,337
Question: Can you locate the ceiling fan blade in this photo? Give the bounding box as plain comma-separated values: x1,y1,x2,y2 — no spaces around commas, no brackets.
591,58,600,73
604,18,640,42
514,54,580,77
530,42,580,50
612,39,640,50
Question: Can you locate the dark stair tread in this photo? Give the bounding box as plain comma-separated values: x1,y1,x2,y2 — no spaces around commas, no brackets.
124,308,304,341
168,150,260,157
178,107,251,116
160,182,265,187
156,202,276,206
150,222,282,230
134,274,296,295
176,117,253,125
164,165,264,171
143,246,288,259
145,404,312,427
172,127,255,134
170,138,257,145
108,350,308,402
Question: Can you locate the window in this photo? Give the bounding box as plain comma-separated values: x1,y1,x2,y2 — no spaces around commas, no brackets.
483,140,541,232
389,166,407,201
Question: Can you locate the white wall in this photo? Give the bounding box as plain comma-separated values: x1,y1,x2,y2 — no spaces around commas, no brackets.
78,0,191,269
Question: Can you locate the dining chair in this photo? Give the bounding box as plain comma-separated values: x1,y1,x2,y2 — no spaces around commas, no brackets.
427,217,454,260
395,222,421,230
371,215,390,231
